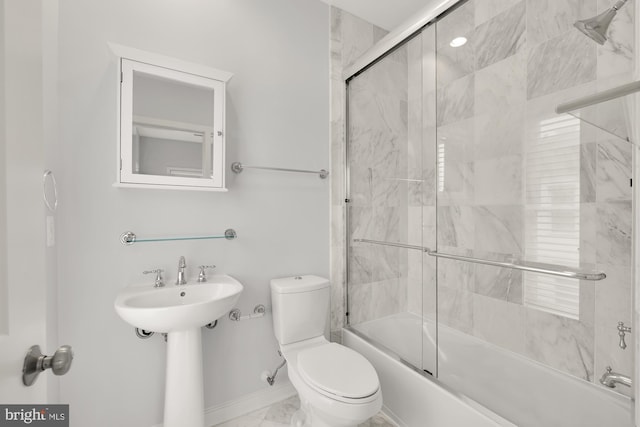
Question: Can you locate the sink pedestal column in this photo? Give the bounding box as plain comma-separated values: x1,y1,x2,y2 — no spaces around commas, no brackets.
164,329,205,427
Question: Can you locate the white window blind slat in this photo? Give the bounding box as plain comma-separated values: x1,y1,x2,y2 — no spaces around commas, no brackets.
523,115,581,320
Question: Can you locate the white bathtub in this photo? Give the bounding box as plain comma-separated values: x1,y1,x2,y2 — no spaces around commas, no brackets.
344,313,634,427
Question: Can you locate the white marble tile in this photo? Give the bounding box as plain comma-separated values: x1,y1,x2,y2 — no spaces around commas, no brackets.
262,396,300,424
348,280,374,325
330,330,343,344
258,421,289,427
473,106,525,160
406,206,423,246
474,257,523,304
437,206,475,249
524,308,594,381
527,0,596,47
473,205,523,255
473,293,526,354
527,30,597,99
371,245,401,282
474,51,526,115
422,205,437,246
215,395,397,427
596,0,634,79
406,250,423,315
348,246,372,286
579,279,596,329
437,117,475,162
581,143,597,203
371,206,400,242
348,162,372,207
439,160,475,206
371,175,403,208
358,413,398,427
596,139,632,202
579,203,598,266
358,279,407,324
475,0,522,27
340,10,376,68
213,416,263,427
349,206,373,241
436,74,474,127
422,256,438,319
474,155,522,205
474,1,526,71
596,201,632,267
437,253,475,293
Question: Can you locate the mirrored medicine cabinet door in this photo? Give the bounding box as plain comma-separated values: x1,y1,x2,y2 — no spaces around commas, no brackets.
116,50,232,191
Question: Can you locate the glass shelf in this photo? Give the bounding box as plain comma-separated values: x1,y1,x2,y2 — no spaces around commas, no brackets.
556,80,640,145
120,229,237,245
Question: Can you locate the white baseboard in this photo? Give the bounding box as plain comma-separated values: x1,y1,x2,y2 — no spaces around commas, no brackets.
205,381,296,426
152,381,297,427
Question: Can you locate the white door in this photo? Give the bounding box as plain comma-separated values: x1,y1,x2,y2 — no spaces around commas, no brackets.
0,0,59,403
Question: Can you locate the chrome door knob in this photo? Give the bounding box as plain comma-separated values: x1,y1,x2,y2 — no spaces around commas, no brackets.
22,344,74,386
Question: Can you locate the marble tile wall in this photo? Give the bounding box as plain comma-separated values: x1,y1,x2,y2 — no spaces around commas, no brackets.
332,0,635,397
346,37,411,326
329,7,388,335
435,0,635,395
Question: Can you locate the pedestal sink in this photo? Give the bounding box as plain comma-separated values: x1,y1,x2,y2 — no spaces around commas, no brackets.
114,274,243,427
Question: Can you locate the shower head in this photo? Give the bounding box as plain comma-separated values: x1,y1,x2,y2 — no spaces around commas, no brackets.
574,0,628,45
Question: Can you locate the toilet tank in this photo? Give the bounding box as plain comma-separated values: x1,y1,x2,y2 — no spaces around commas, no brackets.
270,275,330,345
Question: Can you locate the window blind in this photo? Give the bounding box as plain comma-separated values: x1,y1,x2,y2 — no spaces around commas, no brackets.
523,115,581,319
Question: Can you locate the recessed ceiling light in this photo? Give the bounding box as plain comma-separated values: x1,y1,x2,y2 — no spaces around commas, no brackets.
450,36,467,47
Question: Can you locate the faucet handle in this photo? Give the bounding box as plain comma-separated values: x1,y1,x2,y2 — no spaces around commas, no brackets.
143,269,165,287
617,321,632,349
197,265,216,282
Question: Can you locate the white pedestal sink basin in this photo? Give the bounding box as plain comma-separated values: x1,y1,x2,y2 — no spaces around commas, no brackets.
114,274,243,427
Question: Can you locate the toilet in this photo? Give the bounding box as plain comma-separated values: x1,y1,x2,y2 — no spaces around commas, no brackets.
270,275,382,427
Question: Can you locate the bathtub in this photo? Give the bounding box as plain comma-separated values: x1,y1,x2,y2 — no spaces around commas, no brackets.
344,312,634,427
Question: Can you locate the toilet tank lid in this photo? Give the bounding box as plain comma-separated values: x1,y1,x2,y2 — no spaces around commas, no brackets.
270,275,329,294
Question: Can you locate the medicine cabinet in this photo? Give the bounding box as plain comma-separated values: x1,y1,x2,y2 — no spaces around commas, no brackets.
112,44,233,191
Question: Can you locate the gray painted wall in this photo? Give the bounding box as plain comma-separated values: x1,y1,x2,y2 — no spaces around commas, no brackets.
56,1,329,425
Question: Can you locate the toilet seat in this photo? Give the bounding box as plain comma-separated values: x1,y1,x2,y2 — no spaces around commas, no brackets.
297,343,379,404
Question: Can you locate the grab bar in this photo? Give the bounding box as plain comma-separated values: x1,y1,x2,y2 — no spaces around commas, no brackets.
231,162,329,179
353,238,606,281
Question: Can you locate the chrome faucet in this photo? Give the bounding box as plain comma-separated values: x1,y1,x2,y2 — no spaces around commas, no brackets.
176,256,187,285
600,366,632,388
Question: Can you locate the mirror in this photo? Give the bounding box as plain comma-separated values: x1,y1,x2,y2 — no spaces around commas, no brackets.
114,47,232,191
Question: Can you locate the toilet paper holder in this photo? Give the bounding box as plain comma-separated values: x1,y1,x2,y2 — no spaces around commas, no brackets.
229,304,266,321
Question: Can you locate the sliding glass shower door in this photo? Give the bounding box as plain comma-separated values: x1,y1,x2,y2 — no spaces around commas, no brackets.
346,28,437,375
346,0,634,425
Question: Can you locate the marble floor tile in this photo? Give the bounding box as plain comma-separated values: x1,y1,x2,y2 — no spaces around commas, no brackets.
212,394,398,427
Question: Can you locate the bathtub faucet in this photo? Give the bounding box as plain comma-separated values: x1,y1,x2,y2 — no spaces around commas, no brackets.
600,366,632,388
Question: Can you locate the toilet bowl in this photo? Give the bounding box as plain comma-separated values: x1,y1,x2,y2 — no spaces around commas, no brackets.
270,276,382,427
